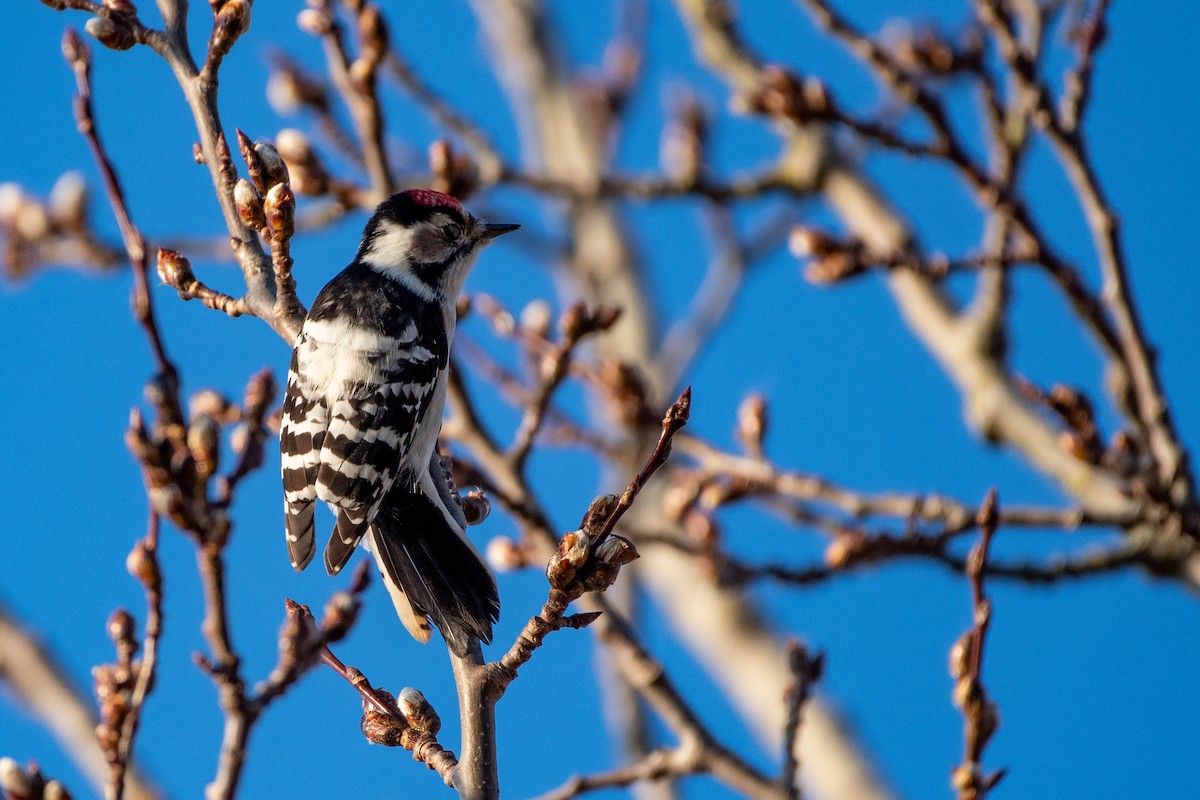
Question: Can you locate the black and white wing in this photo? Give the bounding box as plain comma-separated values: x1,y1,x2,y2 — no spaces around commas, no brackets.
280,302,445,575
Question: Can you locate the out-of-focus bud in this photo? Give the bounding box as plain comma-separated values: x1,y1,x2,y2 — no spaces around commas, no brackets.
486,536,526,572
0,757,32,797
520,299,553,339
210,0,250,58
558,302,588,342
951,762,980,793
397,687,440,735
789,226,838,258
190,388,234,422
234,178,265,230
801,77,831,116
157,248,196,290
296,7,333,36
952,675,977,711
661,481,699,522
61,26,89,67
427,139,477,199
243,368,277,418
48,171,88,233
275,128,330,196
44,779,72,800
254,142,289,190
358,4,389,65
598,359,652,427
660,92,707,185
361,688,405,747
0,183,25,227
263,182,296,241
320,590,361,642
595,534,638,567
824,529,869,569
274,129,312,168
348,58,375,94
188,414,220,480
126,539,160,590
546,530,591,588
580,494,618,536
736,393,768,455
15,201,51,241
104,0,137,13
948,631,972,679
85,15,136,51
107,608,136,649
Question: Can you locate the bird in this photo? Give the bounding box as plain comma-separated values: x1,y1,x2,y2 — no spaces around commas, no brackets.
279,189,516,656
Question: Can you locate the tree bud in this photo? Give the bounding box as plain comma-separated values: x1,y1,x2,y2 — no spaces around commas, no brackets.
157,248,196,290
547,530,590,588
254,142,289,189
486,536,525,572
595,534,639,567
263,182,296,241
48,171,88,233
234,178,265,230
85,15,135,51
187,413,220,479
398,687,440,735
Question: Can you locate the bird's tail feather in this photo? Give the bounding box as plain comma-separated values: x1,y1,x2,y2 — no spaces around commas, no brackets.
370,479,499,656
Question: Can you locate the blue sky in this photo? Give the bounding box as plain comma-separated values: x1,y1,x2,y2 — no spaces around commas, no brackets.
2,1,1199,798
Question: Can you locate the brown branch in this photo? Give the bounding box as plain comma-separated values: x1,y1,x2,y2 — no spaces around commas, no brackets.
64,29,175,378
318,645,459,787
0,603,158,800
303,0,394,202
950,491,1006,799
781,641,824,800
592,388,692,548
975,0,1193,506
109,513,165,800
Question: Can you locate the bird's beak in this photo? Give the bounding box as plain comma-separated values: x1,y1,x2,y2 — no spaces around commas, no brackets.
480,222,520,240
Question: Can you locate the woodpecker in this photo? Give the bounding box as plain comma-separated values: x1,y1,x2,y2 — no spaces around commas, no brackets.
280,189,516,655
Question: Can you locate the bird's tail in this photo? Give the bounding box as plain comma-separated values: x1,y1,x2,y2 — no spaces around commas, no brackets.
367,475,499,657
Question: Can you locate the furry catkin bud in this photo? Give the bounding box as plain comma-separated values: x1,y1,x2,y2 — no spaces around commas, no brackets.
157,248,195,289
361,689,405,747
85,15,136,50
210,0,250,57
595,534,639,567
234,178,265,230
397,687,440,735
263,182,296,240
547,530,591,588
254,142,289,189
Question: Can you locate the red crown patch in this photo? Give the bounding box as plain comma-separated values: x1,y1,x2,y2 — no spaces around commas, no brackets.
404,189,464,216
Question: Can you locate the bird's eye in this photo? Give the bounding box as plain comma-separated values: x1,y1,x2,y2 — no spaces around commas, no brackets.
441,223,462,242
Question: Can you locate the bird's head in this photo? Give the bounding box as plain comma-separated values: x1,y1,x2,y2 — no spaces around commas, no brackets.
356,189,519,302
